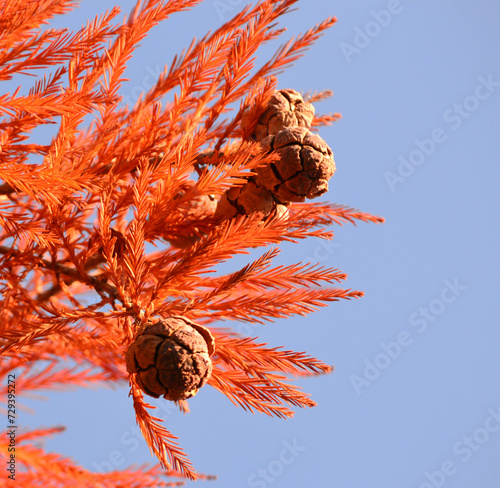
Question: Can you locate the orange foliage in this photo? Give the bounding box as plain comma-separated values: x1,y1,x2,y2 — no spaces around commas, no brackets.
0,0,383,485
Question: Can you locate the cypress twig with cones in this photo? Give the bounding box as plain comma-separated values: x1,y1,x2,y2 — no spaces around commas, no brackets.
0,0,383,485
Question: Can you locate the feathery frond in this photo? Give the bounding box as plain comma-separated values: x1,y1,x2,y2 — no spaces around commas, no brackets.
0,0,382,484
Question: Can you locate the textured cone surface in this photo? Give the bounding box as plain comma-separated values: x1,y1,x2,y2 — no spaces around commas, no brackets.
248,89,315,141
126,316,214,401
167,183,217,248
257,127,336,203
215,179,276,220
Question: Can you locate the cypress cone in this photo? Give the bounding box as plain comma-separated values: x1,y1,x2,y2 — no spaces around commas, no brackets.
126,316,215,402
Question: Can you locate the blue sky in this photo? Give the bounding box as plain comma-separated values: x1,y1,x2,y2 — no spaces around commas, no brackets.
17,1,500,487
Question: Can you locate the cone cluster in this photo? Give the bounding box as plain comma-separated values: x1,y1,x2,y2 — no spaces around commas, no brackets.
166,89,335,247
126,316,215,401
216,88,336,219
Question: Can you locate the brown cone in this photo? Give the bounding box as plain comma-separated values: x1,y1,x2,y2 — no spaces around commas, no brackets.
245,89,315,142
126,316,215,402
256,127,335,203
215,179,277,220
167,183,217,248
